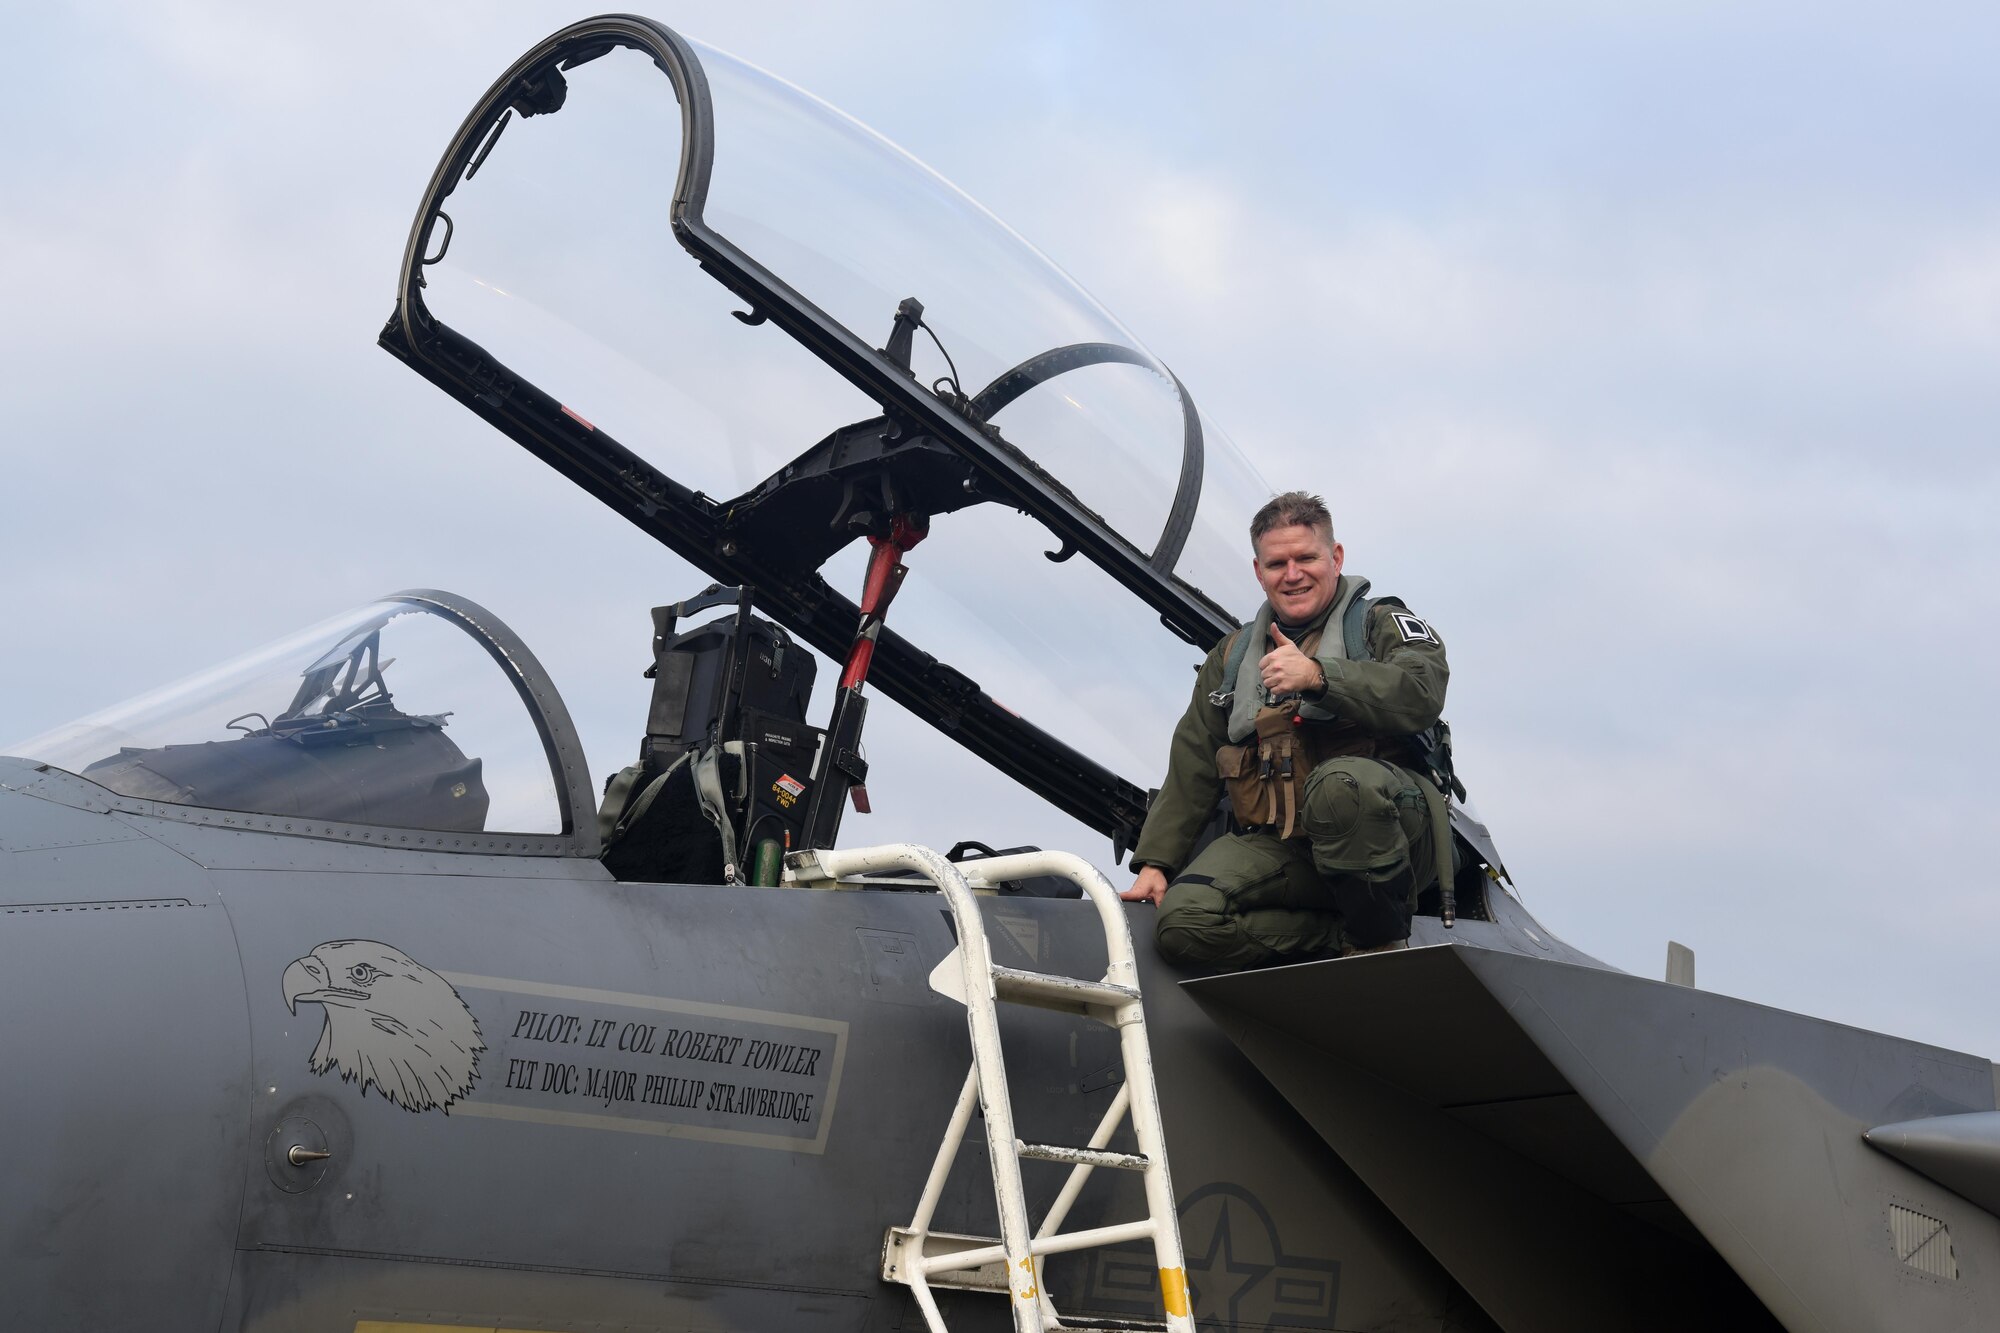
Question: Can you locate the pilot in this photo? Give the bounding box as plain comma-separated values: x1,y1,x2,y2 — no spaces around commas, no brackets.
1119,491,1452,966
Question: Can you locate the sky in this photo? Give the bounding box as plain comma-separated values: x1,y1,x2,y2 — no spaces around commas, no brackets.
3,2,1996,1059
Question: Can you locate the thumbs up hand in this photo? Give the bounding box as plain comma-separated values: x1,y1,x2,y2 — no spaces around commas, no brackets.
1259,625,1323,697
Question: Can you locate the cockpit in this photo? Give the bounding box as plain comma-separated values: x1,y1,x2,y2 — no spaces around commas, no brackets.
7,592,593,849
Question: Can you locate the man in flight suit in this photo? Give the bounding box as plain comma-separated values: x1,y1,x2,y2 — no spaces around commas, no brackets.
1119,491,1450,966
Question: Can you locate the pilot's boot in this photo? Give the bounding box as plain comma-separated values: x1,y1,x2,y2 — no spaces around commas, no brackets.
1345,938,1410,956
1299,756,1436,950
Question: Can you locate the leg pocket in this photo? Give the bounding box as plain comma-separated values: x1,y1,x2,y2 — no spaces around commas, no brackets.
1155,838,1309,969
1158,833,1339,967
1301,757,1416,875
1173,832,1324,913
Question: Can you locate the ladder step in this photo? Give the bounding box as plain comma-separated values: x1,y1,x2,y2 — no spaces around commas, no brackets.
990,965,1140,1013
1018,1141,1150,1171
852,843,1189,1333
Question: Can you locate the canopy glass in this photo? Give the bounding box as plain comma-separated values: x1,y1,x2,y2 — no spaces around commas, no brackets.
424,40,1268,577
9,597,570,836
391,20,1275,845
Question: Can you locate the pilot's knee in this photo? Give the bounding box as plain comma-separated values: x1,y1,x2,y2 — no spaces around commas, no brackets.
1154,876,1232,964
1301,757,1414,878
1301,757,1370,843
1304,748,1384,840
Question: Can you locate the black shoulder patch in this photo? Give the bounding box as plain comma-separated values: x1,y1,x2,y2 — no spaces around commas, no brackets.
1392,612,1437,645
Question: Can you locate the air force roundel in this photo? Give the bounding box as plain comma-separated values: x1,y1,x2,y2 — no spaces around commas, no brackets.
1392,613,1437,645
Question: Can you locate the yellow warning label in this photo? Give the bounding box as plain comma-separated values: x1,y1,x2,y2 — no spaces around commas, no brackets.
1159,1265,1190,1317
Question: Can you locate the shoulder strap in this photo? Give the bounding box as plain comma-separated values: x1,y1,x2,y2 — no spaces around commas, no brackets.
1348,593,1416,661
1222,626,1254,684
1343,595,1377,661
602,751,693,849
596,761,649,848
690,745,741,884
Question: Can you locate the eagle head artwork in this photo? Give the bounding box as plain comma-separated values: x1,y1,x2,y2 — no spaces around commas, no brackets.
282,939,484,1113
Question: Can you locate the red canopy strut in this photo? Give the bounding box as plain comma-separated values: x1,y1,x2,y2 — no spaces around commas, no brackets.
838,514,928,692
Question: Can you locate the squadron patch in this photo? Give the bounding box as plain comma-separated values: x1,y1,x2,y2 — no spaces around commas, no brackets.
1392,613,1437,645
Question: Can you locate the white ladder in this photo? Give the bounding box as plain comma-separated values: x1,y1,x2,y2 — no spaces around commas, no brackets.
785,844,1193,1333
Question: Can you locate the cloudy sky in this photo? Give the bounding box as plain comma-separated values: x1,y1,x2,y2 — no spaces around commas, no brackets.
5,2,1996,1059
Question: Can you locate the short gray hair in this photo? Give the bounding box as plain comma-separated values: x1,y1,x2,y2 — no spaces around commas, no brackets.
1249,491,1335,549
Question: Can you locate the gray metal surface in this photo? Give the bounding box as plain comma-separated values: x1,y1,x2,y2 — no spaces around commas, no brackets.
0,774,249,1330
12,709,1994,1333
1868,1111,2000,1217
1184,949,1779,1332
1,757,1492,1331
11,701,1995,1333
1188,944,2000,1333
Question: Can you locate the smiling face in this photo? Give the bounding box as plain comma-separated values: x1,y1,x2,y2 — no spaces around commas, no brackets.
1252,523,1344,624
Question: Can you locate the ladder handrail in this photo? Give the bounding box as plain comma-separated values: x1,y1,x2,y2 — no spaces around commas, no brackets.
953,849,1139,986
788,843,1192,1333
790,844,1043,1328
955,848,1190,1331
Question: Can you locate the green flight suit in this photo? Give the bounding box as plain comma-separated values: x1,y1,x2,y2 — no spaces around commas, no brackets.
1131,574,1449,965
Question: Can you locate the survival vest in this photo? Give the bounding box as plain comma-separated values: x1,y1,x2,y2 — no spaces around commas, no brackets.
1210,586,1458,838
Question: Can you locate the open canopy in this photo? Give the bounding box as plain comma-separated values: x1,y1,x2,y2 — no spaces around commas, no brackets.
380,15,1272,853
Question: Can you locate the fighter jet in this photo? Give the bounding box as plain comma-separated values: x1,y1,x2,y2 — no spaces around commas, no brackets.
2,15,1994,1333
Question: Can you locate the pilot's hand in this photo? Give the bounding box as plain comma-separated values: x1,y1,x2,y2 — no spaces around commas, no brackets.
1120,865,1169,906
1260,625,1323,696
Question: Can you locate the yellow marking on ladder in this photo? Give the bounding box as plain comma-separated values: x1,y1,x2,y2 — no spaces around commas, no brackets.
1015,1254,1040,1299
1159,1265,1190,1317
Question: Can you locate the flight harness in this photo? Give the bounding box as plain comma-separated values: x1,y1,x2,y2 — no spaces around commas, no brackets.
1213,592,1462,927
